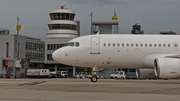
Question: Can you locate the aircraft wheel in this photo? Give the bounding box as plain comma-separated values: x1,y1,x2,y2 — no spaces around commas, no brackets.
91,76,98,82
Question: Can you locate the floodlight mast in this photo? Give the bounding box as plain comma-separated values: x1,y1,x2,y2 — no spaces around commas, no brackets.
15,15,21,59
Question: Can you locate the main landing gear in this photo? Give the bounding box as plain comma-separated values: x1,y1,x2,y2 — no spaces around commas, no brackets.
90,66,99,82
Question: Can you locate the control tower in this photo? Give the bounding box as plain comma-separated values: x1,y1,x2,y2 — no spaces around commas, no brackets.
44,5,80,78
131,23,144,34
46,5,78,38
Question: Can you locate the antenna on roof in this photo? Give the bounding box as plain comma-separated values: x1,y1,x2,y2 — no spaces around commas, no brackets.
61,5,66,9
114,9,117,16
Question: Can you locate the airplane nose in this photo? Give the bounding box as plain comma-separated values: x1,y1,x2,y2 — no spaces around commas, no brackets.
52,50,59,62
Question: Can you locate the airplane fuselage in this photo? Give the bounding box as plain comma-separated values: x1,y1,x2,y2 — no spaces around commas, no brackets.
52,34,180,69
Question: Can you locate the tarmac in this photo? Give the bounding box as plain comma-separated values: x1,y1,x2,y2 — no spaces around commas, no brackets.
0,78,180,101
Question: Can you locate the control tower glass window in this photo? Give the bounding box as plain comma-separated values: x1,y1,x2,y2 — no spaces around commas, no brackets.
70,14,75,20
50,13,75,20
66,13,70,20
48,24,77,30
61,13,65,20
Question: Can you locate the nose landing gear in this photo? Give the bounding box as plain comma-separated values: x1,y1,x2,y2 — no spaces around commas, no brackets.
91,75,98,82
90,66,99,82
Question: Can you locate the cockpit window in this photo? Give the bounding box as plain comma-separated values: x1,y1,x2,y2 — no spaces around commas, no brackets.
69,42,74,46
64,42,74,47
65,43,70,46
64,42,79,47
75,42,80,47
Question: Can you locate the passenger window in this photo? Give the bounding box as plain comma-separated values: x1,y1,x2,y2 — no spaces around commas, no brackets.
113,43,115,47
75,42,79,47
168,44,170,47
104,43,106,47
145,44,147,47
159,44,161,47
131,44,134,47
149,44,152,47
140,44,143,47
163,44,166,47
126,44,129,47
108,43,111,47
122,43,124,47
136,44,138,47
154,44,156,47
117,43,120,47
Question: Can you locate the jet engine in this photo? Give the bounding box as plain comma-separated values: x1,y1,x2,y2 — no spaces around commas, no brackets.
136,68,156,79
154,58,180,79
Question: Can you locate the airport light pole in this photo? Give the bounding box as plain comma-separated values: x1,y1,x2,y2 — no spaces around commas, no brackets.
90,12,93,35
16,15,21,59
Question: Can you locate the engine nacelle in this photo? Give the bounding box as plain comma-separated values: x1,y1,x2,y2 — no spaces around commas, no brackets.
136,68,156,79
154,58,180,79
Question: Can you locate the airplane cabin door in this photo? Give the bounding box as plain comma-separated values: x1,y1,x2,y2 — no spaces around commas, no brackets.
91,37,100,54
173,42,179,51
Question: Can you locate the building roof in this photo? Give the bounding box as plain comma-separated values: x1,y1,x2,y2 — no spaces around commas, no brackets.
160,31,176,35
0,28,10,31
49,8,75,14
92,20,119,24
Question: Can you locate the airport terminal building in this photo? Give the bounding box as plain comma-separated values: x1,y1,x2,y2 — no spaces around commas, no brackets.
0,29,45,73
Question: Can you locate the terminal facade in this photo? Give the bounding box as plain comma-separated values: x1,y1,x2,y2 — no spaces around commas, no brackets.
0,29,45,74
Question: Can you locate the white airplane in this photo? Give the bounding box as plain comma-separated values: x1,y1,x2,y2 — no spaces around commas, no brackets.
52,33,180,82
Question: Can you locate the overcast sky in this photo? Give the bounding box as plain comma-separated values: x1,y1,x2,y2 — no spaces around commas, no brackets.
0,0,180,38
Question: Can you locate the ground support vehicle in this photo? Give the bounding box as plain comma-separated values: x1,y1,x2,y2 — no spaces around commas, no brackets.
26,69,50,78
126,72,137,79
114,71,126,79
110,71,126,79
58,71,68,78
